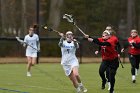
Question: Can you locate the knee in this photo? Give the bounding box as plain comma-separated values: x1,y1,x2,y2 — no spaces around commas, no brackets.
27,59,32,65
32,62,35,66
73,72,79,77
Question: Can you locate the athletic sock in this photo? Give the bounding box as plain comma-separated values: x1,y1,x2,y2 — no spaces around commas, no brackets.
132,75,136,80
132,75,136,83
135,69,139,75
78,83,83,86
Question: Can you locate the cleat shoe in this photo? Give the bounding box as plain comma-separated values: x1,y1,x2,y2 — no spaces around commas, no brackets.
110,91,114,93
101,81,106,89
132,80,136,83
76,87,82,93
110,89,114,93
27,72,31,77
135,69,138,76
107,82,111,90
79,85,87,92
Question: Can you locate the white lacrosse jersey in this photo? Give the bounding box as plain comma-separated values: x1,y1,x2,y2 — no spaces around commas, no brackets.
24,34,39,53
60,40,78,65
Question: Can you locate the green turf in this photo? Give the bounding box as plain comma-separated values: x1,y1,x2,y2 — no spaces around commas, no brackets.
0,63,139,93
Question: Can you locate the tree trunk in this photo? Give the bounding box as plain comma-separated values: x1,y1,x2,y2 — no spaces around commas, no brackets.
21,0,27,36
48,0,63,29
127,0,135,36
0,0,7,36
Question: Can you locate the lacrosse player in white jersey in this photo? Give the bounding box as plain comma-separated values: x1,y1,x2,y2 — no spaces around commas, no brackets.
58,31,87,93
24,27,40,77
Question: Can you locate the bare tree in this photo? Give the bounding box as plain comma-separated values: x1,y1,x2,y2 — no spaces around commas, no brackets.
0,0,7,36
127,0,135,36
21,0,27,36
48,0,63,29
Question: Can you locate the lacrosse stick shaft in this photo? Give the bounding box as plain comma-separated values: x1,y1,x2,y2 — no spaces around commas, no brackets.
53,30,61,34
43,26,61,34
74,24,86,36
25,42,39,52
119,58,124,68
16,36,39,52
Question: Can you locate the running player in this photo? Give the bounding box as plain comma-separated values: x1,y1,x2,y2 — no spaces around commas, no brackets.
85,30,119,93
94,26,121,91
121,29,140,83
58,31,87,93
105,26,121,90
24,27,40,77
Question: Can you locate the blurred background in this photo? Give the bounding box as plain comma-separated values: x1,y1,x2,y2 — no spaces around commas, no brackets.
0,0,140,63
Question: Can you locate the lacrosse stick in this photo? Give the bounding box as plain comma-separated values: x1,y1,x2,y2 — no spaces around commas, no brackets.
63,14,86,36
118,58,124,68
15,37,39,52
43,26,61,34
43,26,80,43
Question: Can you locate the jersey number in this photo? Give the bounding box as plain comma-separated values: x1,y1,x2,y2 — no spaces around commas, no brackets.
67,49,70,54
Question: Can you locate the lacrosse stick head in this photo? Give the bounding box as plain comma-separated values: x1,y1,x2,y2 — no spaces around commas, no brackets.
63,14,74,23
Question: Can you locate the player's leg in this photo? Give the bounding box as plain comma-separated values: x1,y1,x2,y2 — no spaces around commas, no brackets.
135,55,140,75
109,58,119,93
27,56,32,77
31,52,37,65
109,68,116,93
68,71,81,93
62,64,81,93
31,57,37,66
106,68,111,90
72,67,87,92
129,54,136,83
99,61,108,89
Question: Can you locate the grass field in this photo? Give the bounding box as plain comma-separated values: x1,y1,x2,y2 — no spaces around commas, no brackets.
0,63,140,93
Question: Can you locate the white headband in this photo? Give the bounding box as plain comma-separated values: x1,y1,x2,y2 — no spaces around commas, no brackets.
66,31,73,35
103,30,110,35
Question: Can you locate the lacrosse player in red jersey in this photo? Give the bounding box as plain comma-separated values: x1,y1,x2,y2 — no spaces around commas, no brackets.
58,31,87,93
105,26,120,49
85,30,119,93
121,29,140,83
105,26,121,90
24,27,40,77
94,26,121,91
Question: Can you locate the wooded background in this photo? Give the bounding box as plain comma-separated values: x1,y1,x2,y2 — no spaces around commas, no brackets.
0,0,140,57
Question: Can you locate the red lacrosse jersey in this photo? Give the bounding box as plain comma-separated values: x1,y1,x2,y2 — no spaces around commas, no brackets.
128,36,140,55
98,37,118,61
110,35,118,44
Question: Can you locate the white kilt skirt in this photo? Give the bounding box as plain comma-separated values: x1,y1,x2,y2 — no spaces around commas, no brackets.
26,50,37,57
61,58,79,76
